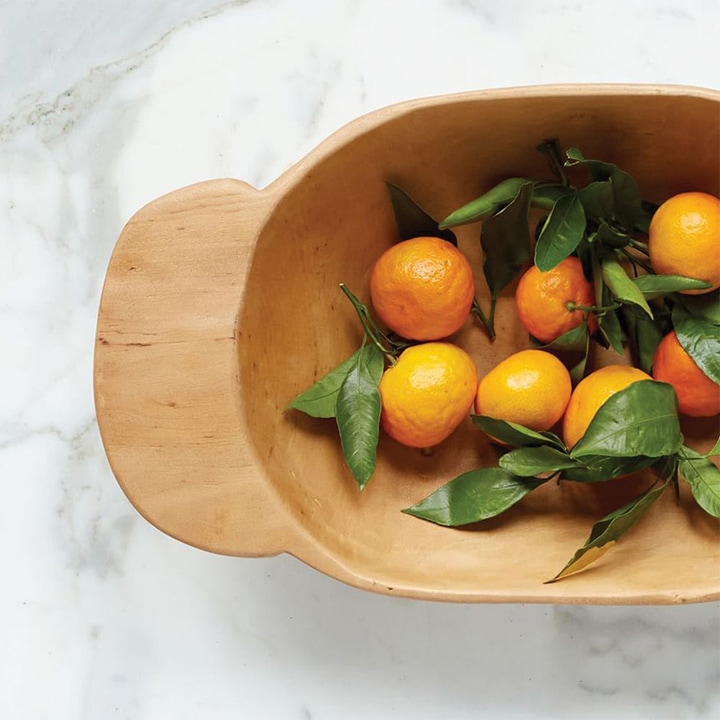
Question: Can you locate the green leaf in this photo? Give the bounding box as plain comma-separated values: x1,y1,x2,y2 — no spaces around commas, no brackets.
532,321,589,354
549,480,668,581
335,344,384,489
560,454,657,483
592,220,632,249
621,304,664,374
678,445,720,518
570,380,682,459
403,468,545,526
564,149,642,229
439,177,531,228
475,182,534,335
288,346,383,418
634,200,658,234
386,182,457,245
601,256,653,318
597,284,626,356
480,182,534,293
531,183,574,211
499,445,578,477
679,291,720,325
672,303,720,384
471,415,566,451
534,191,587,271
578,180,614,219
608,171,644,230
707,436,720,457
632,274,713,297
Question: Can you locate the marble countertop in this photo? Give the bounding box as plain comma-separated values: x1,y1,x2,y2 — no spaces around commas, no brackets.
2,1,719,717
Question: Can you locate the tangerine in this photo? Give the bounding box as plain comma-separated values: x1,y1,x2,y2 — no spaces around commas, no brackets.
369,236,475,341
379,342,478,448
651,330,720,417
474,349,572,432
648,191,720,294
563,365,652,448
515,256,595,344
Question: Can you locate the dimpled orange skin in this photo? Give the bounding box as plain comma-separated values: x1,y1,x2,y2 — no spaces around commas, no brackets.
563,365,652,449
474,349,572,431
652,331,720,417
515,256,595,344
648,191,720,294
369,237,475,341
379,343,478,448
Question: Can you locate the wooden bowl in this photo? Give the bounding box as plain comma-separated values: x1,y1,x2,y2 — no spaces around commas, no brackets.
95,84,720,604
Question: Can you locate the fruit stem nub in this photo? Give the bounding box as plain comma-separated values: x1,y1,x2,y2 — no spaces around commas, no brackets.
566,300,620,315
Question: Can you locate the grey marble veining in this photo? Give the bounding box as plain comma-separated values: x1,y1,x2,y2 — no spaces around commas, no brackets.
1,0,719,717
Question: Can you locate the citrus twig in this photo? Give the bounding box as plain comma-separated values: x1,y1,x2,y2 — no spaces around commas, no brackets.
628,239,650,256
537,139,570,187
339,284,398,364
621,248,654,274
471,299,496,340
566,300,621,316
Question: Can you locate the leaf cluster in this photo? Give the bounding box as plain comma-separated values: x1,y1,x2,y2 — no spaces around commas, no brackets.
440,140,716,378
405,380,720,581
287,183,458,489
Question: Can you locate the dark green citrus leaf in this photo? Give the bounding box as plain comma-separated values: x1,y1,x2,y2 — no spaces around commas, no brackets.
288,346,383,418
548,480,668,581
531,321,589,354
403,468,545,526
621,304,664,374
386,182,457,245
602,256,653,318
471,415,566,451
672,303,720,384
534,191,586,271
598,284,626,356
335,344,384,490
560,454,657,483
592,220,632,249
678,445,720,518
564,149,642,229
499,445,577,477
632,274,713,297
480,182,534,294
578,180,614,219
707,436,720,457
439,178,531,228
570,380,682,459
678,291,720,325
635,200,658,234
531,183,574,210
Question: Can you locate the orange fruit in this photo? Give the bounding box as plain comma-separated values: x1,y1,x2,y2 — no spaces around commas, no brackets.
515,256,595,344
474,349,572,431
651,330,720,417
379,342,478,448
648,191,720,294
369,236,475,341
563,365,652,448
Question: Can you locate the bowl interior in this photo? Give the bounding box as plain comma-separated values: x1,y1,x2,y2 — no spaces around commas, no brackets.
239,89,720,599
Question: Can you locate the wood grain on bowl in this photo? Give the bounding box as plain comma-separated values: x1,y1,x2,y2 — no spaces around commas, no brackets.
95,84,720,604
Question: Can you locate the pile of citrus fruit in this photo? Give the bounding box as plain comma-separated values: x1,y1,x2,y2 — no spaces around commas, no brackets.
289,142,720,580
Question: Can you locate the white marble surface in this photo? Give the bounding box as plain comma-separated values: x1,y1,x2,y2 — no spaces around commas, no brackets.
1,1,719,717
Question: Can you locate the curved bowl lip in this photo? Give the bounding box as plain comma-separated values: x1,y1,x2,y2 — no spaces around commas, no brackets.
263,82,720,197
